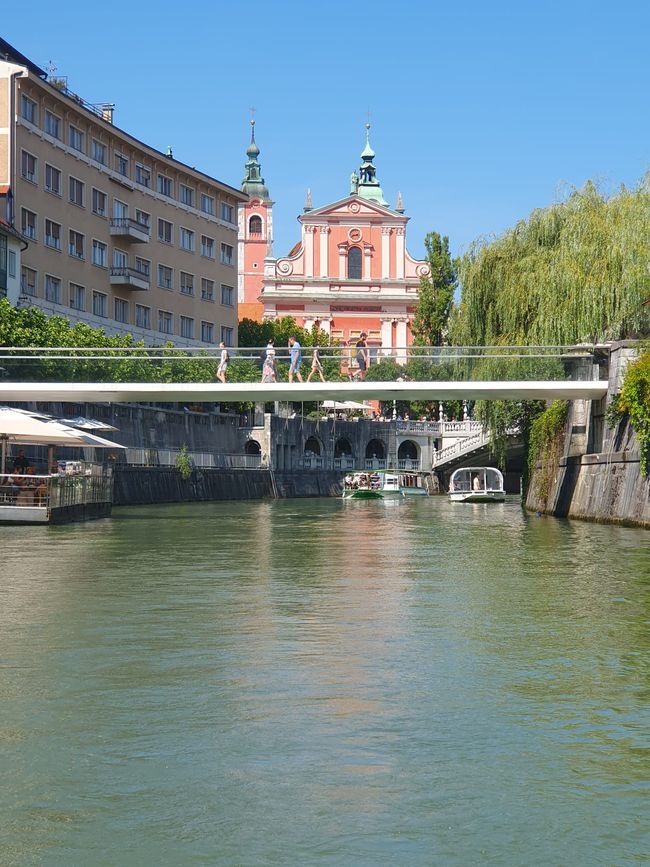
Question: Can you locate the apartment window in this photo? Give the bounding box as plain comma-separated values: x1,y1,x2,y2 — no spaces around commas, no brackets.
135,164,150,187
180,316,194,339
158,264,173,289
158,310,173,335
92,239,107,267
158,218,173,244
92,188,107,216
135,304,151,329
200,193,215,215
179,227,194,251
8,250,16,279
135,257,150,277
20,94,37,124
220,284,234,307
113,249,128,269
45,274,61,303
93,291,108,317
113,199,128,220
69,230,84,259
70,283,85,311
135,209,150,228
200,235,214,258
45,164,61,195
201,278,214,301
221,326,234,346
21,150,37,183
69,176,85,207
114,298,129,324
91,139,107,165
157,174,173,197
45,219,61,250
115,153,129,177
69,125,84,152
44,110,61,139
21,266,37,296
21,209,37,240
180,272,194,295
179,184,194,207
220,202,234,223
201,321,214,343
220,243,233,265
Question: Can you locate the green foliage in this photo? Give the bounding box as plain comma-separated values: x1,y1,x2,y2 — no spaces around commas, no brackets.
411,232,458,346
237,316,329,349
450,179,650,346
175,445,193,481
527,401,569,505
0,298,220,383
613,349,650,474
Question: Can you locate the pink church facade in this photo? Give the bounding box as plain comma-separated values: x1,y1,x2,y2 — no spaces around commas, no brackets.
238,126,429,353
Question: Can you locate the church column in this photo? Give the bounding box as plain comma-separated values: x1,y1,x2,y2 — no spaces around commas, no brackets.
395,227,405,279
319,226,330,277
380,318,393,354
363,243,373,280
396,317,408,363
304,225,316,277
338,243,347,280
381,228,391,279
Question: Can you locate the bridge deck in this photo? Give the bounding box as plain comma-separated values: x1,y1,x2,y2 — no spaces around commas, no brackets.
0,380,609,403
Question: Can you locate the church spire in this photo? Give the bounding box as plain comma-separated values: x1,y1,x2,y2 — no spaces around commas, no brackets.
356,122,387,207
241,113,269,199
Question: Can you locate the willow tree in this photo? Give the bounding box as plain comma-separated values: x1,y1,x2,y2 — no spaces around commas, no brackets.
451,178,650,346
411,232,458,346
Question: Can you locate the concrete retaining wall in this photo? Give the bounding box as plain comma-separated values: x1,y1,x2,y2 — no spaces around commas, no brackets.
113,467,343,505
525,344,649,528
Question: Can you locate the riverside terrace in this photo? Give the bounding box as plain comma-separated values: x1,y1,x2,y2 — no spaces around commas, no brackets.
0,345,609,404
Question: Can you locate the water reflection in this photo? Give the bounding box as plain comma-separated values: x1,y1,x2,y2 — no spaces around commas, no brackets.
0,498,648,865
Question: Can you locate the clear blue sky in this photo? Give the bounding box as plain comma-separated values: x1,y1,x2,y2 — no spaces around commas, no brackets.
5,0,649,260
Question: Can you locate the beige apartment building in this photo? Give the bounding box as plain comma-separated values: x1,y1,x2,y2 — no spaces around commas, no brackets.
0,38,246,346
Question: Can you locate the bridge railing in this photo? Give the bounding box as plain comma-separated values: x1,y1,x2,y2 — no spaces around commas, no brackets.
0,344,603,385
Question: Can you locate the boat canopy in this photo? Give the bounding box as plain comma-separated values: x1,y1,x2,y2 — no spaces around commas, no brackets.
449,466,504,493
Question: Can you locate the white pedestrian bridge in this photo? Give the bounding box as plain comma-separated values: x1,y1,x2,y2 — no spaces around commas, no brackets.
0,344,609,403
0,379,608,403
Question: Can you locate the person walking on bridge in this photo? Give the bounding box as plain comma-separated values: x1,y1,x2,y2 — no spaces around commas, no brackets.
288,337,303,383
307,346,325,382
262,340,276,383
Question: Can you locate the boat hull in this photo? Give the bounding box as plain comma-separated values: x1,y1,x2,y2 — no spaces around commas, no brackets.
343,489,403,500
449,491,506,503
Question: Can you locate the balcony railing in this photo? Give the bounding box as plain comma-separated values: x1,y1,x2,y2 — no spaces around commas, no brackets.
110,267,150,291
109,217,150,243
397,459,421,470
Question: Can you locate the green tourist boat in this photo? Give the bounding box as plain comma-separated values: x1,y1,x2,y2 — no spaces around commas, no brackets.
342,471,404,499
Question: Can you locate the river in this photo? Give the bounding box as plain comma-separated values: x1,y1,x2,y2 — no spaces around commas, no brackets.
1,498,648,866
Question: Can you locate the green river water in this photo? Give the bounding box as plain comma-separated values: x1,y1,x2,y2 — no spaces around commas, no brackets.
0,497,648,866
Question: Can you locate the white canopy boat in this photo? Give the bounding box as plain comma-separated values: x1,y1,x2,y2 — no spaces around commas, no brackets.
448,466,506,502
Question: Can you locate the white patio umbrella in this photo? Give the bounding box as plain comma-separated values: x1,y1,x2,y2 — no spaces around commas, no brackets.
0,407,125,472
56,415,118,432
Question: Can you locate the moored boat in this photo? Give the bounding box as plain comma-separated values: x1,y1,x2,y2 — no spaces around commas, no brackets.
448,466,506,502
399,472,429,497
342,470,404,499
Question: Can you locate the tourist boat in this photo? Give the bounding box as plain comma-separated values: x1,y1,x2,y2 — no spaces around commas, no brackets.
448,466,506,502
342,471,404,499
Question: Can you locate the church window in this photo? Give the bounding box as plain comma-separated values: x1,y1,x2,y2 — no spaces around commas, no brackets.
347,246,362,279
249,215,263,236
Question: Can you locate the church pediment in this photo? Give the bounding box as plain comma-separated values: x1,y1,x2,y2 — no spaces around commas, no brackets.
302,195,406,222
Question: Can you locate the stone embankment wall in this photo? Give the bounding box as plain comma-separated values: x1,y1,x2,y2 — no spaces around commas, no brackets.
113,467,343,505
525,344,649,528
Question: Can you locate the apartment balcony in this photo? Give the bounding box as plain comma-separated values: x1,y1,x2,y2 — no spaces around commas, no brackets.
109,217,150,243
110,267,150,291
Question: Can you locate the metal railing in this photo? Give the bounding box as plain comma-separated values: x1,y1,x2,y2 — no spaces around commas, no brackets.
110,216,150,235
0,464,112,511
124,447,262,469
